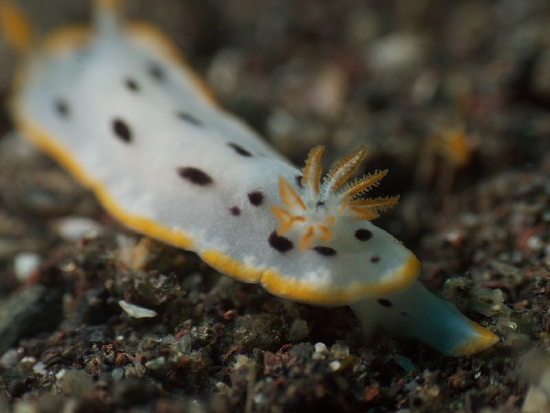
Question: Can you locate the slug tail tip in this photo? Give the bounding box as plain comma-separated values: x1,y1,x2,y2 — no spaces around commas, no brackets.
449,320,499,357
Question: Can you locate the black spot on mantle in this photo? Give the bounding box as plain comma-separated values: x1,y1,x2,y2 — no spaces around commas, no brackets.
177,167,214,186
125,77,140,92
148,62,166,82
268,231,293,253
355,228,373,242
313,246,337,257
377,299,392,308
248,191,264,206
177,111,202,126
113,118,132,143
54,99,70,118
228,142,252,157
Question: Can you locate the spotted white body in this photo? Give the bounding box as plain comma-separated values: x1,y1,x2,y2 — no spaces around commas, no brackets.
1,0,498,356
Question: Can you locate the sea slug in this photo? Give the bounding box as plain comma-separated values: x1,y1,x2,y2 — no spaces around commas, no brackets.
0,0,498,356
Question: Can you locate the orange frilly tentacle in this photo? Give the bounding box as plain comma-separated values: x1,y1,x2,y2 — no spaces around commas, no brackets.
270,145,399,251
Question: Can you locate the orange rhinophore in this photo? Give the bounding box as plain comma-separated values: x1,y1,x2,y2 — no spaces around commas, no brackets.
417,124,474,192
271,145,399,251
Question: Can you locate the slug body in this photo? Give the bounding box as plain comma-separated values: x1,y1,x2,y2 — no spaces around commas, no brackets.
1,0,498,356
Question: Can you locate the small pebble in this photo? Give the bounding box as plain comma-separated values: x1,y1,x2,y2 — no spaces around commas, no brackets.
395,355,415,374
315,342,328,354
522,386,548,413
527,235,544,251
288,319,309,342
329,360,342,372
12,401,36,413
32,362,46,375
329,343,350,360
233,355,250,370
145,356,166,370
20,356,36,365
206,49,244,98
313,342,328,360
0,349,21,368
367,33,425,74
55,369,94,398
13,252,41,282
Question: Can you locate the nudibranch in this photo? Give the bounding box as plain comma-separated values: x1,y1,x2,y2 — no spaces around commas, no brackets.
0,0,498,356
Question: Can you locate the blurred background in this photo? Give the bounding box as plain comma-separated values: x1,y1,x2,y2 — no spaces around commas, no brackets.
0,0,550,411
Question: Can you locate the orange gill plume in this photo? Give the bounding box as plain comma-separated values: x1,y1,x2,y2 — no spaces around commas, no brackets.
270,145,400,251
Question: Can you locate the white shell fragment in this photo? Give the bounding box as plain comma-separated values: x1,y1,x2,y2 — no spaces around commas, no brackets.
51,216,105,241
118,300,157,319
